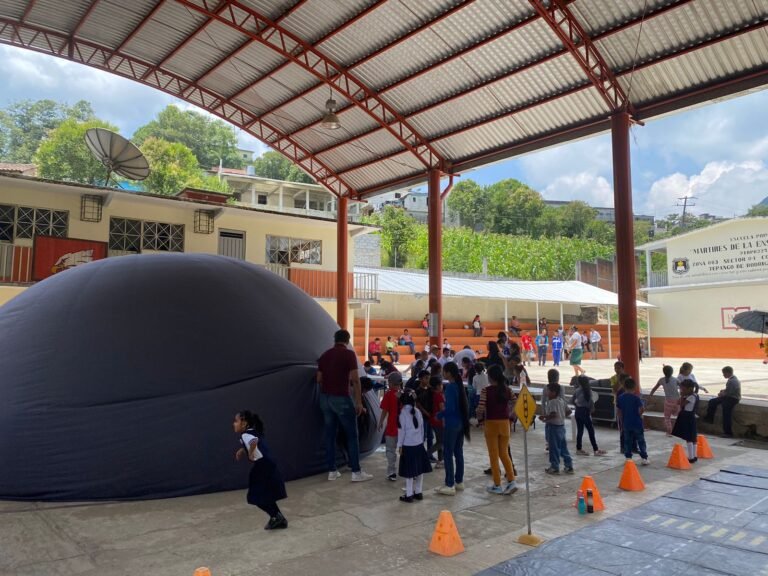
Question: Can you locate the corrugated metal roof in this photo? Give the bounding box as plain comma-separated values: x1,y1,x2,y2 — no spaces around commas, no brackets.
1,0,766,198
355,266,654,307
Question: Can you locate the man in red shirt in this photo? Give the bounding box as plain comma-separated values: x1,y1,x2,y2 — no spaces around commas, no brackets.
317,330,373,482
368,337,383,366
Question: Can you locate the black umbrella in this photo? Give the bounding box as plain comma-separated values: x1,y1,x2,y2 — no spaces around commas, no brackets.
732,310,768,334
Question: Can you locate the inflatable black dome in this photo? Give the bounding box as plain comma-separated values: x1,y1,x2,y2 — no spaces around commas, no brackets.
0,254,379,501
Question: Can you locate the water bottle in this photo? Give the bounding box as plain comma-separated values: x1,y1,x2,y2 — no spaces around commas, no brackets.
577,490,587,515
586,488,594,513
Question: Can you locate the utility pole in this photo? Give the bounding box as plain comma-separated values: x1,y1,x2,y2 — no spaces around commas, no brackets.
676,196,697,229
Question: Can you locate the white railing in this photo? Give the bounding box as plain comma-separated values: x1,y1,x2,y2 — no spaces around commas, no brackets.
0,244,32,283
353,271,378,301
648,270,668,288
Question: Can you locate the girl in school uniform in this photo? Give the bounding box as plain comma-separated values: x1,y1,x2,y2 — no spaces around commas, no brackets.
672,380,699,464
397,389,433,502
233,410,288,529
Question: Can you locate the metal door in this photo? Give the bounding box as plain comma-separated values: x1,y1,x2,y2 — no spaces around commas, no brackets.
218,230,245,260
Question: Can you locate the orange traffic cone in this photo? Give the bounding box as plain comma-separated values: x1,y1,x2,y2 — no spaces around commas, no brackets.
574,476,605,511
667,444,692,470
429,510,465,557
618,459,645,491
697,436,714,459
193,569,211,576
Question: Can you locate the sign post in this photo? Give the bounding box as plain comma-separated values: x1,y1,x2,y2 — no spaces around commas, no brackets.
515,384,543,547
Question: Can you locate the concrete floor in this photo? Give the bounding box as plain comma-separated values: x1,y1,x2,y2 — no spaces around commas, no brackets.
497,357,768,399
3,425,768,576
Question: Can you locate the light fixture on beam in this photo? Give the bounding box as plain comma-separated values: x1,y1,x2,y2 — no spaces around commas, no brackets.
321,86,341,130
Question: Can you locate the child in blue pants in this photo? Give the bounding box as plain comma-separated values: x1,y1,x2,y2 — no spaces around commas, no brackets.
539,382,573,474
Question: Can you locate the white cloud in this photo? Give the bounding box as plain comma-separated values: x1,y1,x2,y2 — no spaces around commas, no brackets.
646,160,768,217
542,172,615,208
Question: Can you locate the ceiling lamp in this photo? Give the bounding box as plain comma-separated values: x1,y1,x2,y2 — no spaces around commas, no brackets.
321,87,341,130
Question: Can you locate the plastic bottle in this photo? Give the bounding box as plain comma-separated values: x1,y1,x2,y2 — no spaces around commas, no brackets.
577,490,587,515
586,488,594,513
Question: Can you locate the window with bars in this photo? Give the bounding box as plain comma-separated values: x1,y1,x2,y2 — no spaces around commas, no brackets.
0,205,69,242
80,195,103,222
266,235,321,265
109,218,185,253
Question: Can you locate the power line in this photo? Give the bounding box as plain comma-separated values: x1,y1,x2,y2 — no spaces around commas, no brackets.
676,196,697,229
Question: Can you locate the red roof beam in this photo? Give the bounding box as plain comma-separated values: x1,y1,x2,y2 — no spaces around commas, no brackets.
254,0,482,120
173,0,444,171
528,0,633,114
19,0,39,23
315,0,695,159
71,0,102,39
190,0,312,86
339,17,768,177
227,0,390,103
0,17,358,199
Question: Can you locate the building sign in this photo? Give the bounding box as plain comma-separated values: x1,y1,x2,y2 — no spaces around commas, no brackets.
721,306,750,330
33,236,107,281
667,219,768,286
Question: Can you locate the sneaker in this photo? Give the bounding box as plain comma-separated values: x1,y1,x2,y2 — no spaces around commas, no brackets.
564,466,574,474
594,449,607,456
576,449,589,456
399,495,414,503
434,485,456,496
413,493,423,501
544,467,560,475
351,471,373,482
486,485,505,495
503,481,518,495
688,457,698,464
640,458,650,466
387,473,397,482
327,470,341,481
483,468,492,475
455,482,465,491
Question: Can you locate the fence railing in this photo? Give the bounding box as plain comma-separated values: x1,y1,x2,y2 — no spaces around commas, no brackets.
648,270,668,288
0,244,32,283
262,264,378,302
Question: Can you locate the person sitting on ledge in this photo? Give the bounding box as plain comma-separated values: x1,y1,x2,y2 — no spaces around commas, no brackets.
703,366,741,438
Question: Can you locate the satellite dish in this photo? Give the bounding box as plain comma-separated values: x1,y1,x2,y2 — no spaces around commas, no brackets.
84,128,150,187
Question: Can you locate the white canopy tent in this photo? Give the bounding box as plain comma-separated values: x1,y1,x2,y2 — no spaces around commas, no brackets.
356,266,653,358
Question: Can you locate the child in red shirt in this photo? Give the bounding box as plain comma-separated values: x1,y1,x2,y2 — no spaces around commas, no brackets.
429,376,445,469
521,332,534,367
379,372,402,481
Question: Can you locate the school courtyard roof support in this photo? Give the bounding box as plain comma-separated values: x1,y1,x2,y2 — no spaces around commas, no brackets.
336,194,348,330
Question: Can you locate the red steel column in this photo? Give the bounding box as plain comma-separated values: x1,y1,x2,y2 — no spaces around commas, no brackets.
428,168,443,346
336,195,349,330
611,111,639,383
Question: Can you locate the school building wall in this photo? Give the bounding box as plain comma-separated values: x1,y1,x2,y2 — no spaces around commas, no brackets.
648,282,767,359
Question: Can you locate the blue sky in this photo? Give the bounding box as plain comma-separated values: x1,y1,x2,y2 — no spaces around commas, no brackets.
1,44,766,219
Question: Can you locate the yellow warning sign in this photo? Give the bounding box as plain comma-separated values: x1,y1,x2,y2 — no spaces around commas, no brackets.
515,385,537,431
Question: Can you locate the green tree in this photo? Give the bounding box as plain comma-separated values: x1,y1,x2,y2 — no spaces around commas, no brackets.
132,105,243,170
250,150,314,183
585,219,615,244
746,202,768,217
534,206,562,238
559,201,598,237
0,99,95,162
485,179,545,235
446,179,488,230
140,138,203,196
378,206,418,267
35,118,119,184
